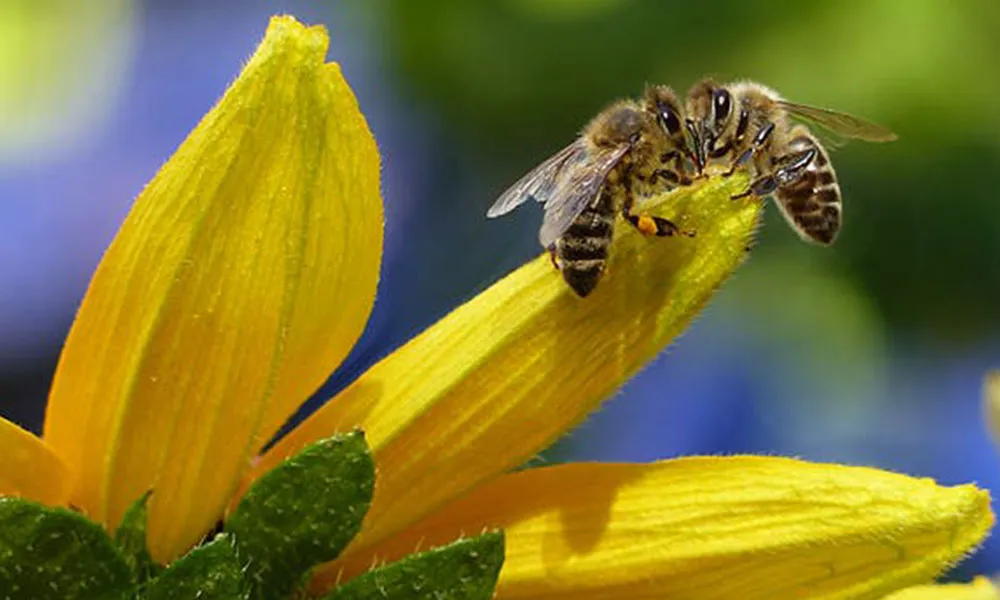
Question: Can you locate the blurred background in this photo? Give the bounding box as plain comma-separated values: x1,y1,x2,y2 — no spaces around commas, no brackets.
2,0,999,578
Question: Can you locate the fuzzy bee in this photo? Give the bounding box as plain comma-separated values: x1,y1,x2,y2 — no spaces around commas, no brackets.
486,85,698,297
685,78,897,244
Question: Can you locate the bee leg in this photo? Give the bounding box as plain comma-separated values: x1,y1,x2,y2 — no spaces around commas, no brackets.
648,168,692,188
706,140,733,170
622,192,695,237
628,214,696,237
660,151,698,185
731,177,777,200
547,244,559,269
659,150,679,165
672,159,697,186
724,122,775,178
731,147,816,200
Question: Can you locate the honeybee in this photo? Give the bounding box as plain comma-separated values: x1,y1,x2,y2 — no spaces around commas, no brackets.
685,78,897,244
486,85,698,297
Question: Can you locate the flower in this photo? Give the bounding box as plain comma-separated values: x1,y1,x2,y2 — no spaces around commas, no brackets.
876,374,1000,600
882,577,998,600
0,14,992,599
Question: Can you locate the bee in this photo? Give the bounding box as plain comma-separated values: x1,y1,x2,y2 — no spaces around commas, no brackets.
685,78,897,244
486,85,698,297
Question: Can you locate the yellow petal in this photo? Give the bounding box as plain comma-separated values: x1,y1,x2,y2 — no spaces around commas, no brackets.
884,578,1000,600
316,457,993,599
0,416,72,505
251,171,759,557
984,371,1000,446
43,15,381,561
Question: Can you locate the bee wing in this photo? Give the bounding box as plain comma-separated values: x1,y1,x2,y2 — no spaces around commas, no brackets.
537,143,631,248
778,101,898,142
808,127,850,153
486,141,588,218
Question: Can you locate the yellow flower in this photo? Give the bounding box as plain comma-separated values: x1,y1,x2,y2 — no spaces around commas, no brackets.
882,577,999,600
0,13,992,599
880,374,1000,600
314,457,989,599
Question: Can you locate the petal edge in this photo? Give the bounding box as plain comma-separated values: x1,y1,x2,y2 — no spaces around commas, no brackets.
318,457,993,600
0,417,71,505
44,15,382,562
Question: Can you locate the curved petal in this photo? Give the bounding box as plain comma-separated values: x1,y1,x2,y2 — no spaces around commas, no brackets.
43,15,382,562
883,578,1000,600
249,172,760,557
0,417,72,505
316,457,993,599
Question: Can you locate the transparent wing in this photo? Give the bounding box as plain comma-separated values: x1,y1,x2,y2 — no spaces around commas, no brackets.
808,127,849,153
779,101,898,142
486,141,588,218
537,143,630,247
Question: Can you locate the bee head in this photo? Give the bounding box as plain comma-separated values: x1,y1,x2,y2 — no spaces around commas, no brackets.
685,78,733,172
643,85,697,169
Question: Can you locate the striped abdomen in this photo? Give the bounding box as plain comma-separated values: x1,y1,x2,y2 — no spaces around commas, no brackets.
555,189,616,297
775,129,842,245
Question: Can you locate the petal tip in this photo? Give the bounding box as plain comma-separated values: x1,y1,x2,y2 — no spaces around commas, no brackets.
262,14,330,66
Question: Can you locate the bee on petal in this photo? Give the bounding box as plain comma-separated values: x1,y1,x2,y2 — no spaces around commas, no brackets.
487,86,698,297
686,78,897,245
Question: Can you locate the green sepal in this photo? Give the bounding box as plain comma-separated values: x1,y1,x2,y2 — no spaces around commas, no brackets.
323,531,505,600
0,497,132,600
141,534,245,600
225,430,375,600
114,489,161,586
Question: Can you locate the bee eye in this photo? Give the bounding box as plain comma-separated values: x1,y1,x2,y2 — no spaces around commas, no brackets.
658,104,681,135
713,89,732,122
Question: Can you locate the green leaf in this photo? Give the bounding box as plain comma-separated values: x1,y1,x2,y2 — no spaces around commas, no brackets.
142,534,245,600
323,531,505,600
114,489,161,586
225,430,375,600
0,497,132,600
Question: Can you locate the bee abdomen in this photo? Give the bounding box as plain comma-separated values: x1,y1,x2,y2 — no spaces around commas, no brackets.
561,259,605,297
778,167,842,245
559,234,611,261
556,205,615,297
559,236,610,297
558,234,610,296
565,208,614,238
